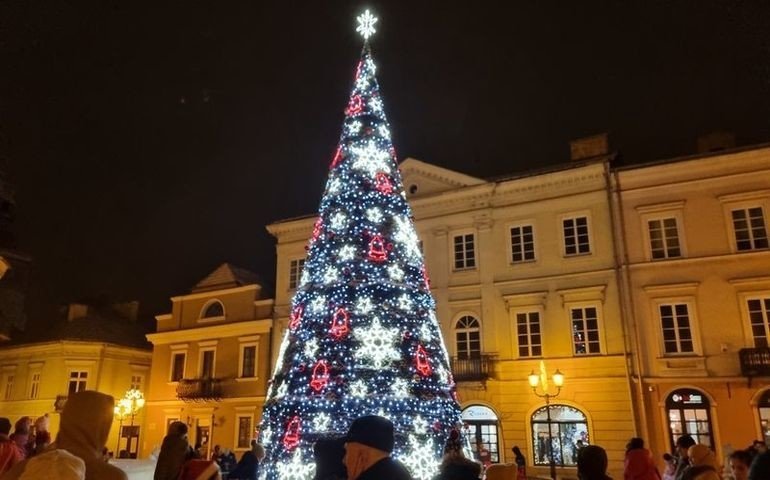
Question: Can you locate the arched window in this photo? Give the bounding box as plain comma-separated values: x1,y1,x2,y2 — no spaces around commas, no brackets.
455,316,481,360
665,388,714,448
462,405,500,464
759,390,770,444
530,404,588,467
201,300,224,320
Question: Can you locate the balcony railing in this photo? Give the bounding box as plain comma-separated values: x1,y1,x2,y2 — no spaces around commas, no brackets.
176,378,223,401
450,355,493,382
740,347,770,379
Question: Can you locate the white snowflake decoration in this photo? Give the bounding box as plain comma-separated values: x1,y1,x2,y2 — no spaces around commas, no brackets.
350,380,369,398
313,412,331,431
323,266,339,284
398,294,412,311
304,338,319,359
413,415,428,434
276,449,316,480
420,323,433,342
310,296,326,313
330,212,347,231
339,244,356,261
388,264,404,281
260,425,272,446
328,177,342,194
356,9,378,40
351,140,391,177
399,435,439,480
366,207,384,224
369,97,383,112
391,378,410,398
354,317,400,368
378,124,391,139
356,296,374,314
393,216,422,263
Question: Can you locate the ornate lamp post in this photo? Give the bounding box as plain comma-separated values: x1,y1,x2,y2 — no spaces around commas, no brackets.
113,388,145,457
528,365,565,480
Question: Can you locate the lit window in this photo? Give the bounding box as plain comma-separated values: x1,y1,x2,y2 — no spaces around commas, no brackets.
732,207,768,251
29,373,40,400
510,225,535,263
170,352,186,382
289,259,306,289
516,311,542,357
563,216,591,256
531,405,589,467
757,389,770,444
659,304,694,354
200,349,216,379
455,316,481,359
648,217,682,259
130,375,143,391
201,301,224,319
571,307,600,355
748,298,770,348
241,345,257,378
237,416,253,450
453,234,476,270
666,388,713,447
4,375,13,400
68,371,87,394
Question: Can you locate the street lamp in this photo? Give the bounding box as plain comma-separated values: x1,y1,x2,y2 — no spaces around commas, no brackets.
528,364,564,480
113,388,145,458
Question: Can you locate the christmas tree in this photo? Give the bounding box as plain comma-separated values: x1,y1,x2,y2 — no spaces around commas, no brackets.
259,11,462,480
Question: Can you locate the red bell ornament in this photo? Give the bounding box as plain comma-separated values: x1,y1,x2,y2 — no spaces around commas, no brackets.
367,234,388,262
310,360,329,392
289,304,304,331
374,172,393,194
330,146,343,169
415,344,432,377
283,416,301,450
421,265,431,290
330,307,350,339
345,95,364,115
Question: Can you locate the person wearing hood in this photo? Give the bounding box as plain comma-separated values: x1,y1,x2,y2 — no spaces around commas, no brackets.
433,430,481,480
578,445,612,480
154,421,196,480
682,445,719,480
624,438,660,480
2,390,127,480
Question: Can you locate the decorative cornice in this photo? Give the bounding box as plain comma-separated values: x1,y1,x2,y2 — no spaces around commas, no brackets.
147,319,273,345
502,291,549,310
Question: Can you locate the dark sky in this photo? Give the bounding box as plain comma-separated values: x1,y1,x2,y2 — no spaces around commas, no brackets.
2,1,769,326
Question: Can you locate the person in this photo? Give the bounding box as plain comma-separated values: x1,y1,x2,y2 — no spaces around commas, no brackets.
752,441,768,455
728,450,752,480
342,415,413,480
211,445,221,462
3,390,128,480
624,438,660,480
33,414,51,455
10,418,30,460
0,417,23,475
682,444,719,480
314,438,347,480
15,449,85,480
577,444,612,480
217,448,237,476
433,429,481,480
673,435,696,480
229,440,265,480
511,446,526,480
154,421,196,480
749,449,770,480
662,454,677,480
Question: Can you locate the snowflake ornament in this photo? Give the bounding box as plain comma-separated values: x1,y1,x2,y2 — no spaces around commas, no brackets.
369,97,383,112
354,317,400,368
276,450,316,480
420,323,433,342
351,140,391,177
399,435,439,480
393,216,422,263
356,9,378,40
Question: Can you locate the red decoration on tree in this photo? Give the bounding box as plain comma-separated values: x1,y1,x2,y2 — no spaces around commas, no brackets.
289,305,304,331
330,307,350,339
367,234,388,262
283,416,301,450
415,344,432,377
311,217,323,243
330,146,343,169
345,95,364,115
310,360,329,392
374,172,393,194
421,266,431,290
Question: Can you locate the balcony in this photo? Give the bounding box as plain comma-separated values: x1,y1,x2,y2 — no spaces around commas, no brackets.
450,355,493,382
740,347,770,380
176,378,223,401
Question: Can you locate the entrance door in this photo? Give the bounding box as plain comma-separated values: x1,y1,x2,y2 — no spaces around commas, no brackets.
666,388,714,447
462,405,500,464
120,425,140,459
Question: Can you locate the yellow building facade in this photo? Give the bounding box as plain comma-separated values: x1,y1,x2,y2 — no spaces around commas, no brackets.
143,263,274,459
0,302,152,458
614,145,770,462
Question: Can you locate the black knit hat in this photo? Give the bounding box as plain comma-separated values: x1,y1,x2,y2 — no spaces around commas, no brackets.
343,416,394,453
0,418,11,436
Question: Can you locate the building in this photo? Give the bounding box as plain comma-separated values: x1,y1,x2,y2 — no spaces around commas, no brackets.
266,138,637,478
613,144,770,460
143,263,274,459
0,301,152,458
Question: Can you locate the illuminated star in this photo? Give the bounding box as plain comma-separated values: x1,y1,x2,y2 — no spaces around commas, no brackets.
310,296,326,313
330,212,347,231
350,380,368,398
339,244,356,261
413,415,428,434
388,264,404,281
356,296,374,314
304,338,319,359
260,426,273,446
366,207,384,224
398,294,413,311
356,10,378,40
313,412,331,431
420,324,433,342
391,378,409,398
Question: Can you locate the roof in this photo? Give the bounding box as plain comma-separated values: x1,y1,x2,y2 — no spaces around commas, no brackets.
191,262,266,293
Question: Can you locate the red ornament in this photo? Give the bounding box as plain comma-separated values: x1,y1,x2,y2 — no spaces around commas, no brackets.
345,95,364,115
374,172,393,194
330,146,343,169
283,416,301,450
421,266,431,290
415,344,432,377
330,307,350,339
310,360,329,392
289,305,304,330
311,217,323,243
368,234,388,262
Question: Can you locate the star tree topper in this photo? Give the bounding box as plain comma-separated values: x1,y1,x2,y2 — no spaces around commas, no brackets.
356,10,378,40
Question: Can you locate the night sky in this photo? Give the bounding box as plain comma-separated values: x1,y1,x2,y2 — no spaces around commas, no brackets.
2,1,769,327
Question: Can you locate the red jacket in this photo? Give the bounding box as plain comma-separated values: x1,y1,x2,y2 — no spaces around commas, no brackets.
0,438,23,475
624,448,661,480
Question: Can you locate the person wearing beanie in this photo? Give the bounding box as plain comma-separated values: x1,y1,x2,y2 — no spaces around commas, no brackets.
0,417,22,475
433,429,481,480
342,416,413,480
577,445,612,480
623,438,660,480
682,445,719,480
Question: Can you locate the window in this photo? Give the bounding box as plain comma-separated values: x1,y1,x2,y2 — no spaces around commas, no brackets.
170,352,186,382
648,217,682,259
455,316,481,359
516,311,542,357
563,216,591,256
130,375,143,391
732,207,768,251
200,349,216,378
659,304,694,354
241,345,257,378
236,416,253,450
289,259,306,289
68,371,87,394
571,307,600,355
4,375,13,400
29,373,40,400
758,390,770,444
201,300,224,319
531,405,589,467
462,405,500,464
666,388,713,448
748,297,770,347
453,234,476,270
510,225,536,263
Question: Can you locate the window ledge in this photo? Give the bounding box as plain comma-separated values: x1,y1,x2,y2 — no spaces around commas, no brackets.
510,259,537,266
235,377,259,383
564,252,593,258
656,356,707,375
197,316,226,324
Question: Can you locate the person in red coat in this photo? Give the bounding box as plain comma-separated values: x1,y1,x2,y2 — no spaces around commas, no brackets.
624,438,661,480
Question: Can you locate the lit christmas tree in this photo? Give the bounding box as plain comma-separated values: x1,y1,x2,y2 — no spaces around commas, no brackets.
259,11,462,480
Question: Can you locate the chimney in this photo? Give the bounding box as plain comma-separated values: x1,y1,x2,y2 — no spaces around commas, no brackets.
112,301,139,322
570,133,609,161
697,131,736,154
67,303,89,322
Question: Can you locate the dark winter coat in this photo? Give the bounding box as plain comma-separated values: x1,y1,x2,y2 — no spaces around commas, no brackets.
750,450,770,480
624,448,661,480
229,451,259,480
433,457,481,480
357,457,413,480
154,434,194,480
